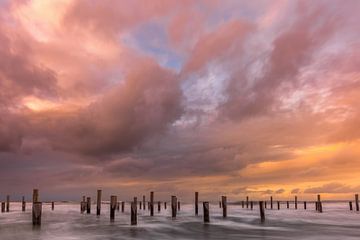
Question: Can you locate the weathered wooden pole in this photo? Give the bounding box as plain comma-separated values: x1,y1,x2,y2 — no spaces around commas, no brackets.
246,196,249,208
150,191,154,216
355,194,359,211
1,202,5,212
131,201,137,225
203,202,210,223
270,196,273,209
251,201,253,210
51,202,54,211
178,201,180,211
219,201,222,208
86,197,91,214
304,201,307,210
317,195,322,213
259,201,265,223
80,198,85,213
158,201,161,212
277,201,280,210
241,200,244,208
349,201,353,211
110,196,117,221
32,202,42,225
117,202,120,211
33,189,39,203
121,201,125,212
171,196,177,218
287,201,289,209
195,192,199,216
32,189,41,225
295,196,298,209
139,201,142,209
134,197,137,209
143,195,146,210
265,201,267,209
96,190,102,216
222,196,227,217
164,201,167,209
22,196,26,212
6,195,9,212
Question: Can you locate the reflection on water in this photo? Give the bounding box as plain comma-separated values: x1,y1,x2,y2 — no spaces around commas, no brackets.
0,202,360,239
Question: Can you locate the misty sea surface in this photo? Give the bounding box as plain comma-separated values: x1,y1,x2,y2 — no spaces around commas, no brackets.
0,201,360,239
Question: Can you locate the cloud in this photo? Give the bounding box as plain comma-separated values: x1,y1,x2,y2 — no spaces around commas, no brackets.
291,188,301,194
304,183,360,194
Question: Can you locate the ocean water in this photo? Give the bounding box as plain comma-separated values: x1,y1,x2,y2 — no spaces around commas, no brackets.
0,202,359,239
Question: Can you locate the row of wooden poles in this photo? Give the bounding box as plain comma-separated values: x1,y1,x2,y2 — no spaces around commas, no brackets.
2,190,359,226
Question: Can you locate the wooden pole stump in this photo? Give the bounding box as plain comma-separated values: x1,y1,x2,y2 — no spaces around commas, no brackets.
349,201,353,211
277,201,280,210
96,190,102,216
222,196,227,217
121,201,125,212
270,196,273,209
355,194,359,211
265,201,267,209
259,201,265,223
110,196,117,221
140,201,142,210
143,195,146,210
1,202,5,212
32,202,42,225
304,201,307,210
117,202,120,211
195,192,199,216
178,201,180,211
287,201,289,209
86,197,91,214
164,202,167,209
150,192,154,216
241,201,244,208
51,202,54,211
246,196,249,208
295,196,298,210
22,197,26,212
6,195,9,212
251,201,253,210
33,189,39,203
158,201,161,212
203,202,210,223
131,202,137,225
171,196,177,218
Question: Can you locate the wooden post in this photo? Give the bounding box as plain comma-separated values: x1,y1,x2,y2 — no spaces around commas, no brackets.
6,195,9,212
140,201,142,209
134,197,137,209
22,196,26,212
270,196,273,209
143,195,146,210
277,201,280,210
150,192,154,216
131,201,137,225
304,201,307,210
164,201,167,209
295,196,298,210
287,201,289,209
121,201,125,212
355,194,359,211
349,201,353,211
32,202,42,225
317,194,322,213
96,190,101,216
222,196,227,217
265,201,267,209
1,202,5,212
195,192,199,216
51,202,54,211
86,197,91,214
203,202,210,223
251,201,253,210
158,201,161,212
33,189,39,203
259,201,265,223
110,196,117,221
178,201,180,211
117,202,120,211
171,196,177,218
241,201,244,208
246,196,249,208
219,201,222,208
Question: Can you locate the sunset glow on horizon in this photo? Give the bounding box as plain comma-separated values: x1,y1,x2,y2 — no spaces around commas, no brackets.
1,0,360,202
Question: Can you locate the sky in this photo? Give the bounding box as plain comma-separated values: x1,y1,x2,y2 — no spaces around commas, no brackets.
0,0,360,202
